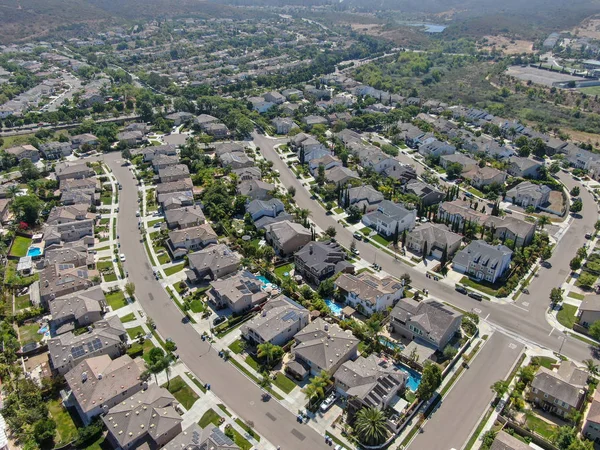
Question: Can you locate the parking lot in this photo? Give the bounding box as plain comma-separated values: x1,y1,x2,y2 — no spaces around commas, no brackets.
506,66,582,87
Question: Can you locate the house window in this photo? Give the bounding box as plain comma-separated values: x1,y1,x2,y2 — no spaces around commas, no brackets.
554,399,559,404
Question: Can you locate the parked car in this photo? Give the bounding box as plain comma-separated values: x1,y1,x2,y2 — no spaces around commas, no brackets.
320,392,337,412
353,232,362,241
119,253,126,262
468,292,483,301
455,285,468,295
351,247,360,256
213,316,226,326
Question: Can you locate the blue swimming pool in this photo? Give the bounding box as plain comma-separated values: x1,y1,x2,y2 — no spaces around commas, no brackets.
396,363,422,392
38,325,48,334
256,275,270,286
325,298,343,316
379,336,404,352
27,247,42,257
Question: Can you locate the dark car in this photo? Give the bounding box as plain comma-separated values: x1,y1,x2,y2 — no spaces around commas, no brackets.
455,285,468,295
213,316,226,326
468,292,483,301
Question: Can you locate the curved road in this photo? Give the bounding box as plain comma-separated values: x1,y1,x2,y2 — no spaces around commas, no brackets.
103,152,329,450
252,132,600,363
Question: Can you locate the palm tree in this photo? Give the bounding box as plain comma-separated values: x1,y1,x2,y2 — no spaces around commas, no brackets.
584,359,599,376
354,407,389,446
303,371,332,402
258,373,272,390
537,215,551,230
7,185,19,198
257,342,282,368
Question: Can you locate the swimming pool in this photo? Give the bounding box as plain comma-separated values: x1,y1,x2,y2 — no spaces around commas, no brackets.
379,336,404,352
38,325,48,334
325,299,343,316
27,246,42,257
256,275,270,286
396,363,422,392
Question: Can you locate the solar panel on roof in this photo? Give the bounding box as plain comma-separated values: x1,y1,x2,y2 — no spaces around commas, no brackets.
364,280,378,288
281,311,298,322
71,345,85,359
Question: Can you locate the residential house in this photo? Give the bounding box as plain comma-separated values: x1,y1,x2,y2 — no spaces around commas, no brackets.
70,134,98,149
324,166,360,185
390,299,462,351
272,117,298,135
489,431,531,450
213,142,245,157
233,166,262,182
158,164,190,183
164,205,205,229
282,88,303,100
165,424,238,450
133,144,177,162
404,180,445,206
528,361,588,419
48,316,127,375
204,122,230,138
294,241,354,286
186,244,241,283
335,273,404,316
438,199,487,226
207,270,268,314
152,155,180,172
452,240,513,283
485,216,536,247
506,181,551,209
237,180,275,201
167,224,218,259
43,246,94,269
49,287,106,335
302,115,328,128
334,355,407,410
55,162,94,181
507,157,543,179
439,153,477,172
103,385,182,450
264,91,285,104
158,191,194,211
165,111,194,126
583,391,600,444
219,152,254,169
116,130,144,146
291,318,359,377
397,123,425,148
194,114,220,130
362,200,417,238
246,198,285,222
382,161,418,185
65,354,146,425
123,123,148,133
281,102,300,116
576,295,600,328
406,223,462,259
59,178,100,206
39,262,98,307
249,97,275,113
264,220,312,256
242,296,309,347
467,166,507,189
40,141,72,159
156,179,194,196
418,138,456,158
5,145,40,162
308,154,341,176
347,185,384,213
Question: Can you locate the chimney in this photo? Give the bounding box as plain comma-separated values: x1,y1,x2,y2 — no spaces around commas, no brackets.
81,372,88,382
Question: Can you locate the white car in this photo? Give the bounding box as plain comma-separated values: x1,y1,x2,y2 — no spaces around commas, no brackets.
119,253,126,262
320,392,337,412
136,211,140,217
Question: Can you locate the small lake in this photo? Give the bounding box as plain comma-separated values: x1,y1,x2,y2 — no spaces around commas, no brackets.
398,22,447,33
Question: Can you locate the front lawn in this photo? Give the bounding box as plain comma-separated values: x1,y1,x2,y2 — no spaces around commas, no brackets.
567,291,585,300
273,373,296,394
48,399,78,446
126,325,145,340
198,408,221,428
19,323,42,344
189,299,205,313
467,187,485,198
245,355,260,371
120,313,136,323
9,236,31,257
536,356,557,370
334,207,344,214
235,418,261,441
274,263,294,279
162,375,199,410
360,226,372,236
526,414,558,441
15,294,31,311
228,339,245,354
460,276,499,296
225,427,252,450
164,263,185,276
557,304,578,329
156,250,171,265
147,218,164,227
371,234,390,247
105,290,127,310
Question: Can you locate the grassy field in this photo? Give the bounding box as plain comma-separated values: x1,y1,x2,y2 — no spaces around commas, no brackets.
537,356,557,369
9,236,31,257
567,291,585,300
147,218,164,227
163,376,199,410
371,234,390,247
460,276,499,296
557,304,578,329
273,373,296,394
19,323,42,344
189,299,205,313
156,248,171,265
228,339,245,354
126,325,145,340
105,290,127,310
48,399,78,446
579,86,600,95
14,294,31,311
120,313,136,323
198,408,221,428
225,427,252,450
274,263,294,279
164,263,185,276
526,414,558,440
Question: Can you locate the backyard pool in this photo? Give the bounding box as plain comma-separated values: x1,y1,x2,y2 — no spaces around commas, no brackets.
325,299,343,316
38,325,48,334
396,363,422,392
27,246,42,257
256,275,270,287
379,336,404,352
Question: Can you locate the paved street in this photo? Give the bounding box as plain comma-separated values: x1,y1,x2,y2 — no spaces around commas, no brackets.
252,132,600,363
408,333,524,450
103,153,329,450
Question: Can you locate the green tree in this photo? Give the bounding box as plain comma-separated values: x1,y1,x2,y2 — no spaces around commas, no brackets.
584,359,599,376
550,287,563,306
589,320,600,341
257,342,283,367
490,380,510,398
570,257,582,271
19,158,40,181
578,272,597,288
570,186,580,197
443,345,457,360
317,278,335,298
125,282,136,298
354,406,389,446
416,363,442,401
570,199,583,213
537,215,551,230
10,194,43,224
325,226,337,238
303,371,332,402
551,426,576,449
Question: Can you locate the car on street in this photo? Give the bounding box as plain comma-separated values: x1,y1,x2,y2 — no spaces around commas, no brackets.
136,210,140,217
213,316,226,326
468,292,483,301
119,253,126,262
455,285,468,295
320,392,337,412
153,222,161,228
351,247,360,256
353,232,362,241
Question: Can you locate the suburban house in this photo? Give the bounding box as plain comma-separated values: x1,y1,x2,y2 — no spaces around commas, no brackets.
583,390,600,445
406,223,462,259
167,224,218,259
59,178,100,206
282,88,303,100
116,130,145,146
335,273,404,316
156,179,194,196
165,424,239,450
40,141,73,159
485,216,536,247
55,162,94,181
302,115,328,128
103,385,182,450
452,240,513,283
404,180,445,206
528,361,588,419
362,200,417,238
467,166,507,189
233,166,262,182
390,299,462,352
65,354,146,425
438,199,487,226
219,152,254,169
159,164,190,183
133,144,177,162
242,296,309,347
506,181,551,209
576,295,600,328
264,220,312,256
308,154,341,176
397,122,426,148
490,431,531,450
205,122,230,138
194,114,220,130
507,157,543,179
186,244,241,283
43,246,94,269
39,262,98,307
249,97,275,113
294,241,354,285
165,111,194,125
237,180,275,201
153,155,180,171
48,316,127,375
263,91,285,104
439,153,477,172
334,354,407,410
272,117,298,134
49,287,106,335
158,191,194,211
347,185,384,213
383,161,418,184
418,138,456,158
290,318,359,378
70,134,98,149
207,270,268,314
164,206,205,229
324,166,360,185
246,198,285,222
5,144,40,162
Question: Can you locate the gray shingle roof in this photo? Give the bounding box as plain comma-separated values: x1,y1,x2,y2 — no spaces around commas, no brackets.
242,296,309,343
532,366,586,408
453,240,512,271
164,423,238,450
490,430,531,450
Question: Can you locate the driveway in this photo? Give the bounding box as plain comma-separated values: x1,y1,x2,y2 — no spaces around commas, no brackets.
408,333,524,450
103,152,329,450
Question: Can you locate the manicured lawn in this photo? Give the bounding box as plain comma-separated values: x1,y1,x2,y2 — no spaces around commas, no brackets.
14,294,31,311
228,339,246,354
99,218,110,225
467,187,485,198
189,299,205,313
97,260,113,270
120,313,136,323
105,290,127,310
126,325,145,340
198,408,221,428
334,207,344,214
48,399,78,446
537,356,557,370
273,373,296,394
164,263,185,276
360,226,372,235
371,234,390,247
225,427,252,450
101,195,112,205
557,304,578,329
162,376,199,410
567,291,585,300
9,236,31,257
127,339,155,361
156,250,171,265
526,414,558,441
245,355,260,371
19,323,42,344
235,418,261,441
217,403,232,417
147,218,164,227
274,263,294,279
460,276,499,296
